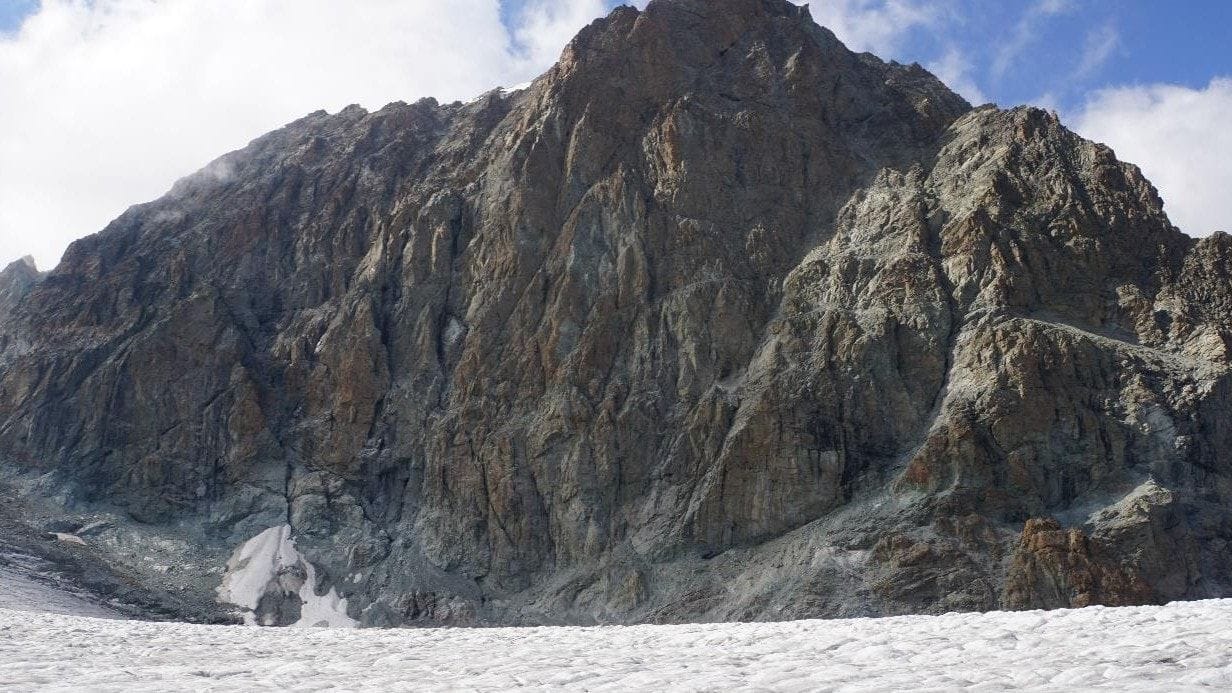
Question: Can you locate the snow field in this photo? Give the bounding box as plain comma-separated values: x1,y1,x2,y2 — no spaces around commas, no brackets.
1,600,1231,691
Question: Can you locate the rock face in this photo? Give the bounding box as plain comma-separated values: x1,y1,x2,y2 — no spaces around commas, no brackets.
0,0,1230,626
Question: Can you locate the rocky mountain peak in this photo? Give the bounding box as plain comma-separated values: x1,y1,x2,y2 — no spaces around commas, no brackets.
0,2,1228,627
549,0,967,135
0,255,38,281
0,255,41,324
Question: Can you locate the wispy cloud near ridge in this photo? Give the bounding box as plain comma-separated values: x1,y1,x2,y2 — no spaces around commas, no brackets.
991,0,1072,80
0,0,616,269
1075,22,1121,81
808,0,943,57
928,46,989,105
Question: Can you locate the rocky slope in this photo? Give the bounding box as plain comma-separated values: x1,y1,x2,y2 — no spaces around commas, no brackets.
1,0,1229,626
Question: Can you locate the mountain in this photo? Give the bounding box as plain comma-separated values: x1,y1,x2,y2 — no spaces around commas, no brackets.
1,0,1230,626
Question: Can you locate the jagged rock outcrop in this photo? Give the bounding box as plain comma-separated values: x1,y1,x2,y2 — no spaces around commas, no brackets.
0,256,40,324
1002,518,1153,609
0,0,1229,626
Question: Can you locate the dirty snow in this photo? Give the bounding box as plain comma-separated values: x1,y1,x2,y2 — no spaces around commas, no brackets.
215,525,355,628
1,600,1231,691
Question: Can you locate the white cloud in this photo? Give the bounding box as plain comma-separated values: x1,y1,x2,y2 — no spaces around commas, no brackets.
805,0,979,106
0,0,607,269
808,0,943,57
1030,92,1061,112
511,0,610,70
928,46,988,105
1071,78,1232,236
992,0,1071,80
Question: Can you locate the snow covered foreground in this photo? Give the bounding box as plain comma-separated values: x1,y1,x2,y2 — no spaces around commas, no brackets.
2,601,1231,691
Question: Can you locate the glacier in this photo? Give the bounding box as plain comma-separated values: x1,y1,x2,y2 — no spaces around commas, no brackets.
1,600,1230,690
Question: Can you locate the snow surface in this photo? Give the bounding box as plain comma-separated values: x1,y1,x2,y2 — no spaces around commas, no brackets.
2,600,1232,691
0,565,119,621
215,525,355,628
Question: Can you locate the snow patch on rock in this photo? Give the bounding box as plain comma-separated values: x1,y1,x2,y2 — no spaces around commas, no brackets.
51,532,86,546
444,316,465,345
216,525,355,628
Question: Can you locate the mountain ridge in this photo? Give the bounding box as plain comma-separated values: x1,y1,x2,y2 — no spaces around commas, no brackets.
1,0,1230,626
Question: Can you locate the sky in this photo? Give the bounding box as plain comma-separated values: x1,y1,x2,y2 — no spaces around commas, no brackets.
0,0,1228,270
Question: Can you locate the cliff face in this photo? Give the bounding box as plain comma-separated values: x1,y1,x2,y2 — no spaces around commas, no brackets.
1,0,1230,626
